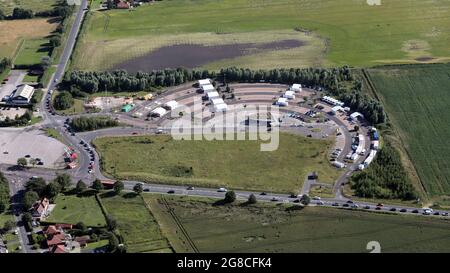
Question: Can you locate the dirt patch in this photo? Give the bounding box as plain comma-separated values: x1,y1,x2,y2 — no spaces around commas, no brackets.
415,56,434,62
112,40,305,73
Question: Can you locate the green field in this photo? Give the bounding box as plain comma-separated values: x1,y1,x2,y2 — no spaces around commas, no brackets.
100,192,172,253
145,194,450,253
365,64,450,197
73,0,450,70
94,133,340,193
46,194,107,227
13,38,51,66
0,0,57,15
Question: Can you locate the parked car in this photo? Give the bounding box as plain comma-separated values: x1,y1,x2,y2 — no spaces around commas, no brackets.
143,188,150,192
441,212,449,216
187,186,194,190
312,196,321,200
390,208,397,212
412,209,419,213
364,205,371,209
376,203,384,207
260,192,267,196
346,200,354,204
317,201,325,205
332,202,339,207
400,208,407,213
167,190,175,194
271,197,279,202
217,188,227,192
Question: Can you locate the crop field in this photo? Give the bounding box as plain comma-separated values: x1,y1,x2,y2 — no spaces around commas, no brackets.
0,18,57,60
365,64,450,197
144,194,450,253
13,38,51,66
0,0,57,15
46,194,107,227
100,192,173,253
94,133,340,193
72,0,450,71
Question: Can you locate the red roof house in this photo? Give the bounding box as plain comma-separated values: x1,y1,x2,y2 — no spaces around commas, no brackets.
116,1,130,9
46,233,66,247
31,198,49,219
50,244,67,254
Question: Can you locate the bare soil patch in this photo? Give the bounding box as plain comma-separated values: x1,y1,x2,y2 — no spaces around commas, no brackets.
113,40,304,73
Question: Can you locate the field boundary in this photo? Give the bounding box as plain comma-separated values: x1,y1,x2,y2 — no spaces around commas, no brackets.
160,197,199,253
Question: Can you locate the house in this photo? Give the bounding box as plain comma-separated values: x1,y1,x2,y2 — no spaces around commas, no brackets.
151,107,167,117
276,97,288,106
43,225,59,236
163,100,179,110
283,90,295,100
11,84,35,105
31,198,49,219
50,244,67,254
290,84,302,92
46,233,66,248
116,1,130,9
66,162,77,169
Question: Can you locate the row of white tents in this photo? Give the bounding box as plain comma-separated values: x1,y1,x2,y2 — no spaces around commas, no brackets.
151,100,179,117
199,79,228,112
275,84,302,106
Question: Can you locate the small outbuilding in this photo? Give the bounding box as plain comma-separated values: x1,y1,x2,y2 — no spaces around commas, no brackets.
276,97,288,106
151,107,167,117
290,84,302,92
283,90,295,100
198,79,211,87
201,84,215,93
164,100,179,110
214,103,228,112
206,91,220,100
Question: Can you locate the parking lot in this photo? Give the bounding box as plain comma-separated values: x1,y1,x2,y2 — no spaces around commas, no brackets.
0,128,67,169
0,70,27,102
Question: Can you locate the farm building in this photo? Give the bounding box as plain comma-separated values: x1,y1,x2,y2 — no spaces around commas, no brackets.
350,112,364,121
206,91,220,100
276,97,288,106
321,96,344,107
290,84,302,92
283,90,295,100
121,104,133,112
164,100,179,110
11,84,35,104
214,103,228,112
151,107,167,117
201,84,215,93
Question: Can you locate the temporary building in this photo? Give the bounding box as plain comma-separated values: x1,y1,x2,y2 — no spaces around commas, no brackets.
355,134,365,155
364,149,377,167
206,91,220,100
214,103,228,112
350,112,364,121
331,106,344,114
198,79,211,86
290,84,302,92
164,100,179,110
276,97,288,106
283,90,295,100
151,107,167,117
321,96,344,107
201,84,215,93
211,97,225,105
121,104,133,112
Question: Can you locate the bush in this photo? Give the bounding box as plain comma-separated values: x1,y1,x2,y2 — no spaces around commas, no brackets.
224,191,236,203
54,91,74,110
70,116,118,132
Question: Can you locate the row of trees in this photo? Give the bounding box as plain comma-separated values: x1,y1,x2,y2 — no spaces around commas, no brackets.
0,172,10,214
351,144,417,200
0,1,74,20
70,116,119,132
62,66,385,124
0,57,11,74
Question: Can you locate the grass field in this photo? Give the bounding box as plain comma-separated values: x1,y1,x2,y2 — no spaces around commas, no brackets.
46,194,106,227
100,192,173,253
365,64,450,197
72,0,450,70
145,194,450,253
0,18,56,60
94,133,340,193
14,38,51,67
0,0,57,15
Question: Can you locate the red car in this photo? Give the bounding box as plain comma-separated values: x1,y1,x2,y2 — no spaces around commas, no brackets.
376,203,384,207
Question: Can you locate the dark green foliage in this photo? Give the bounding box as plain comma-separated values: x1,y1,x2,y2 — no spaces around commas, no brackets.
0,110,33,127
23,191,39,209
69,116,118,132
224,191,236,203
247,194,257,204
11,7,34,19
76,180,87,193
351,144,417,200
92,179,103,191
54,91,74,110
0,172,10,213
54,173,71,191
133,183,143,194
113,181,124,195
0,57,11,73
25,177,46,196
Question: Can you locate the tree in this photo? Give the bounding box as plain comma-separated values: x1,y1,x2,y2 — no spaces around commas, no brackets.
40,56,51,71
300,194,311,205
22,212,32,224
76,180,87,193
25,177,46,196
3,220,15,232
224,191,236,203
113,181,124,195
75,222,87,232
29,158,37,168
49,36,61,47
17,158,27,168
248,194,257,204
54,91,74,110
23,191,39,209
44,181,61,199
106,214,117,231
54,173,71,191
133,183,143,195
92,179,103,191
0,9,5,20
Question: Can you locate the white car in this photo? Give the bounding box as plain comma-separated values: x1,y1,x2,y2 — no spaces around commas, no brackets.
316,201,325,205
217,187,227,192
312,196,321,200
423,208,433,215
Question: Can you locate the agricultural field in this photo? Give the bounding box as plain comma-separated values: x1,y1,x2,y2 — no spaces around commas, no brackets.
144,194,450,253
72,0,450,71
100,192,173,253
94,133,340,193
0,0,57,15
46,194,107,227
365,64,450,198
13,38,51,67
0,18,57,60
